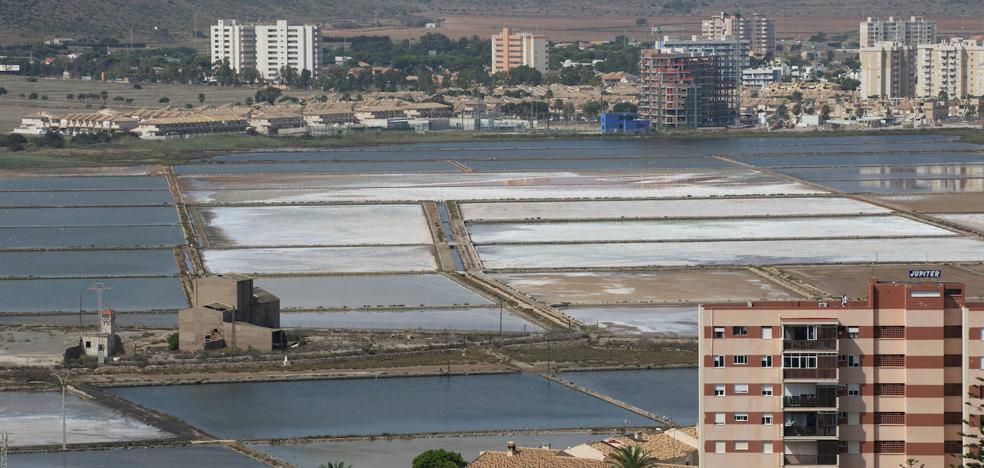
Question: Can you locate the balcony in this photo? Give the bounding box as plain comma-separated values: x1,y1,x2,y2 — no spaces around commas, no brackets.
783,339,837,351
784,394,837,408
783,368,837,380
784,454,838,465
784,424,838,438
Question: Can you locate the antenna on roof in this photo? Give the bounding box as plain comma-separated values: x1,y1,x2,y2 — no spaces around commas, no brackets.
88,281,110,310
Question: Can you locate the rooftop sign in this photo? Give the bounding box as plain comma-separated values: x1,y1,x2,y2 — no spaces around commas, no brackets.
908,269,941,279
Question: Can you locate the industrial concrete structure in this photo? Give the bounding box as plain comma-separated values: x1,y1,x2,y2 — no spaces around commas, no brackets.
491,28,548,74
698,276,984,467
860,16,937,48
210,19,321,81
860,41,915,99
916,38,984,99
701,12,776,57
179,274,286,353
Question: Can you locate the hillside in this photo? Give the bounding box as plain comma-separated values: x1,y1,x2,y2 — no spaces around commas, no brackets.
1,0,979,44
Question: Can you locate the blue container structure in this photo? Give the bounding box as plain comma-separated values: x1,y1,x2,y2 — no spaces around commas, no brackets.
600,113,651,134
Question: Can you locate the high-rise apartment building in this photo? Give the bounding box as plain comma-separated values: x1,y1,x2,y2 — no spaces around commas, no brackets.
860,16,937,48
701,12,776,57
698,277,983,467
210,20,321,82
490,28,548,74
916,38,984,99
860,41,915,99
638,49,731,129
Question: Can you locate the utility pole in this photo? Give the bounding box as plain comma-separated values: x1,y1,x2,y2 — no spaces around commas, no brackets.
498,300,503,335
444,328,450,375
52,370,71,451
0,432,9,468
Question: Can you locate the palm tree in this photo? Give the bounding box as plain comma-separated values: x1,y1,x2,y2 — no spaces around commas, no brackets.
607,445,656,468
319,462,351,468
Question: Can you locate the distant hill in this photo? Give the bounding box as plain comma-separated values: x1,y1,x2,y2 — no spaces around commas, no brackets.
0,0,976,44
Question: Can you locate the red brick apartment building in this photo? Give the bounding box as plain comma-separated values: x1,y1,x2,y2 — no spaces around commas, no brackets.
698,278,984,467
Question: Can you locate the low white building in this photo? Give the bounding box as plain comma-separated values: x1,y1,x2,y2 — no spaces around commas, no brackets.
742,67,784,88
81,309,119,363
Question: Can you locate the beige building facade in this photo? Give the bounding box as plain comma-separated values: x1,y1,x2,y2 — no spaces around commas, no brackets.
491,28,548,74
699,278,984,467
179,274,285,353
860,16,937,48
701,12,775,57
916,38,984,99
860,42,915,99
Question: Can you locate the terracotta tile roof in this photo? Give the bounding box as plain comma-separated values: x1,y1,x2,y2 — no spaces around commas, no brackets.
468,447,606,468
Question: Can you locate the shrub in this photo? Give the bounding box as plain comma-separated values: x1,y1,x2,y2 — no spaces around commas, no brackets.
166,332,179,351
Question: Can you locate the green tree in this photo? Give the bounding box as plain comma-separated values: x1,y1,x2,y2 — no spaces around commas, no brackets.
412,449,467,468
505,65,542,85
298,69,313,88
820,104,832,121
790,90,803,102
158,96,170,104
213,59,236,85
100,90,109,103
255,87,282,105
239,68,261,84
166,333,179,351
0,86,7,96
607,445,656,468
898,458,923,468
582,100,607,119
279,65,300,86
28,92,38,99
612,102,638,113
39,132,65,148
198,93,206,105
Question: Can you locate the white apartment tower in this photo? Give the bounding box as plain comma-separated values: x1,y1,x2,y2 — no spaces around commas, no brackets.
210,20,321,82
701,12,776,57
860,41,915,99
860,16,937,48
916,38,984,99
491,28,549,74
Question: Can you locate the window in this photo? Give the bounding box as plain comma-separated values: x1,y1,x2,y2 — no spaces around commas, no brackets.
848,384,860,396
713,355,725,368
714,385,726,396
734,441,748,451
715,441,726,453
761,326,773,339
848,412,860,425
848,441,860,454
733,355,748,366
734,384,749,394
783,354,818,368
763,441,773,454
713,327,725,338
733,326,748,336
761,355,773,367
848,355,861,367
761,385,774,396
715,412,726,425
734,413,748,422
85,341,91,348
762,413,773,425
847,326,860,338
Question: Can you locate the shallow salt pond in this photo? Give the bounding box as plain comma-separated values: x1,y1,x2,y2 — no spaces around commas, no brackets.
281,308,541,332
255,274,489,309
203,246,437,274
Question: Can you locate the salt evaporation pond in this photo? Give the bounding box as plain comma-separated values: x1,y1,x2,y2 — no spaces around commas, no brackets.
204,246,437,274
477,237,984,269
111,374,645,439
737,152,984,168
821,177,984,194
460,197,890,221
176,160,459,175
255,274,490,309
0,249,179,277
0,225,184,249
0,207,178,227
203,205,432,247
0,277,186,313
281,308,541,332
8,446,264,468
935,213,984,232
210,134,965,162
253,432,598,468
0,190,174,207
180,171,820,204
780,164,984,181
462,157,736,172
0,391,167,446
563,306,698,336
467,215,949,244
0,176,168,191
559,369,698,425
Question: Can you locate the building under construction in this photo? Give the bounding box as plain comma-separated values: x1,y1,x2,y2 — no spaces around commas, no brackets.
638,46,738,129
